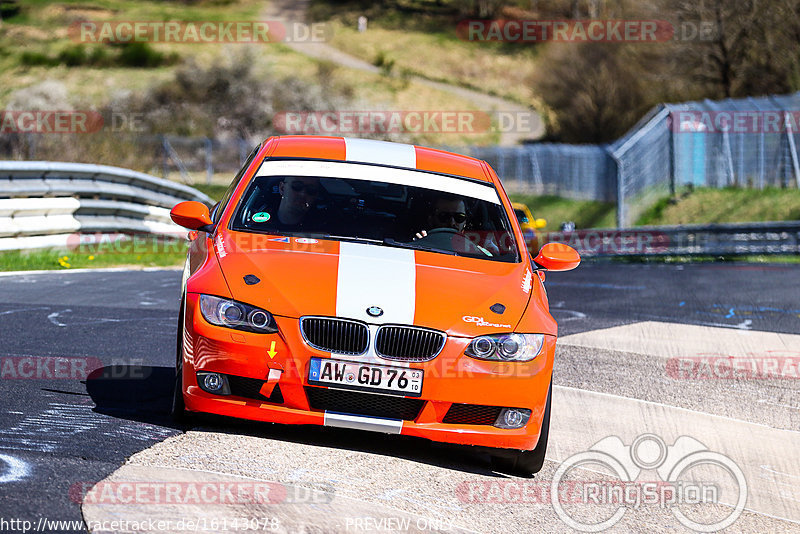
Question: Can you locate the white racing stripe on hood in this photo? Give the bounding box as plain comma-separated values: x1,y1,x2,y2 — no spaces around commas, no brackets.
336,242,416,325
344,137,416,168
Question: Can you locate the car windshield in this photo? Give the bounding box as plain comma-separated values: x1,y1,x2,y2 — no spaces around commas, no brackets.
230,161,520,262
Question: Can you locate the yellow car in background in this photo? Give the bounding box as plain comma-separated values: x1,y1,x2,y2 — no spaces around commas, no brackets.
512,202,547,254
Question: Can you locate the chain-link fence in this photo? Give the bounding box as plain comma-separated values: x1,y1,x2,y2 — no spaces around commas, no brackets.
465,92,800,227
3,93,799,227
467,144,616,201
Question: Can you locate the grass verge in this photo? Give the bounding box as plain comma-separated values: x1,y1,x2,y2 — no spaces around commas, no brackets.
509,193,617,230
0,237,187,271
635,187,800,226
512,187,800,231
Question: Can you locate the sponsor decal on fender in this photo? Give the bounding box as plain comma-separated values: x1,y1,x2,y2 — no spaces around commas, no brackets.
521,268,532,294
463,316,512,328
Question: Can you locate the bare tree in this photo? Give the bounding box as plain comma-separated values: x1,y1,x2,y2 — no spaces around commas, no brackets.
532,43,648,143
664,0,800,98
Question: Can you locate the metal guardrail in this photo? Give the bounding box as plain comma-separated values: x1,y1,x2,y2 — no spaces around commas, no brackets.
545,221,800,257
0,161,213,251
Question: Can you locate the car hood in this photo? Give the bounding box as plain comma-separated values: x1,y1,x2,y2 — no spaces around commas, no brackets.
214,234,536,337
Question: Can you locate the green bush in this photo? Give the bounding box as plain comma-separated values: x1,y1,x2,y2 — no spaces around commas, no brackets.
117,42,165,68
57,45,87,67
20,51,56,66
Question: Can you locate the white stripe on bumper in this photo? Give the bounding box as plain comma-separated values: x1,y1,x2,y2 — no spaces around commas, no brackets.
323,411,403,434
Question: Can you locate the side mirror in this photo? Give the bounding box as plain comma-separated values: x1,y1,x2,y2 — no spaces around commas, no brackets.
534,218,547,229
171,201,213,232
533,243,580,271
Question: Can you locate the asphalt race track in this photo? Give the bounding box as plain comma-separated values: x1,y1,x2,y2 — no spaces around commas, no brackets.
0,262,799,533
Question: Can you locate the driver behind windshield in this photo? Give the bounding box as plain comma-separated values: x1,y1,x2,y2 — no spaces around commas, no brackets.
415,196,467,239
414,194,500,257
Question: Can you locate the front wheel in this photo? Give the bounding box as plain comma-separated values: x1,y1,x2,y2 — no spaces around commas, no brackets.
170,361,187,422
171,299,188,422
491,381,552,477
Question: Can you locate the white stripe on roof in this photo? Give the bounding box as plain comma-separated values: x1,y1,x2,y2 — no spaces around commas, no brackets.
344,137,417,168
255,159,499,204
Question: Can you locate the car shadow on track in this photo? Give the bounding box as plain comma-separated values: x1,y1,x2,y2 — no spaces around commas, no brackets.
85,364,182,430
85,364,513,479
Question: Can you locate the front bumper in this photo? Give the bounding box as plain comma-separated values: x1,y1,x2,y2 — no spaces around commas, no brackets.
181,293,555,451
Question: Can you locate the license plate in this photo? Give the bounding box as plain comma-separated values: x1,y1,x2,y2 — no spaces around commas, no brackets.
308,358,423,397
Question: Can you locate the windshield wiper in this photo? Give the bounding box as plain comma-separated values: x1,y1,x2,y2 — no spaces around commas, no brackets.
382,238,457,256
320,234,383,244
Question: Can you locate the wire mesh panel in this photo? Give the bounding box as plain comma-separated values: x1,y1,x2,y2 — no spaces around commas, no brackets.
471,93,800,227
2,93,798,228
609,107,673,227
467,144,616,201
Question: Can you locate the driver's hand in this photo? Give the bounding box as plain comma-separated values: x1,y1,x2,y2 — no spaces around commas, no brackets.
413,230,428,240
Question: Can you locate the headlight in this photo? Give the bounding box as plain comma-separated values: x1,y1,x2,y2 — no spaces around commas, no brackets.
199,295,277,333
464,333,544,362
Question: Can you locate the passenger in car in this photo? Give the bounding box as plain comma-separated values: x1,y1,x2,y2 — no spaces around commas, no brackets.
246,176,324,232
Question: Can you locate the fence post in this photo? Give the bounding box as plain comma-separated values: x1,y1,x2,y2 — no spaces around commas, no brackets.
25,133,37,160
204,137,213,185
607,148,624,228
667,110,676,196
722,130,735,186
238,138,249,165
160,135,168,179
785,112,800,189
758,128,765,189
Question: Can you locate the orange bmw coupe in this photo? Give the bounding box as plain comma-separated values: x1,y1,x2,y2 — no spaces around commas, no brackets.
170,136,580,475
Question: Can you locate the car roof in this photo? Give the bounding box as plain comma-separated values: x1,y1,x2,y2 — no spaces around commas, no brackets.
263,136,493,183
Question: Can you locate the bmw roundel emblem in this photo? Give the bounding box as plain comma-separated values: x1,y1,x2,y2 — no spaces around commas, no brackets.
367,306,384,317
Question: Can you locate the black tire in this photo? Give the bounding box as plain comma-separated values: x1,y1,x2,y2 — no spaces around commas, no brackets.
170,361,187,422
171,299,188,422
491,381,552,477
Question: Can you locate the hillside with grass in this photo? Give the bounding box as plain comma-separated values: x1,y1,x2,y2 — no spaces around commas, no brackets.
0,0,510,170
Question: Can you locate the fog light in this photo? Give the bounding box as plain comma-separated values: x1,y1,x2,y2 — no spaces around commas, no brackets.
197,372,231,395
494,408,532,429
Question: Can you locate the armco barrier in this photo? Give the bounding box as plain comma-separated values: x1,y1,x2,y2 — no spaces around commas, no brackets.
0,161,213,251
545,221,800,257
